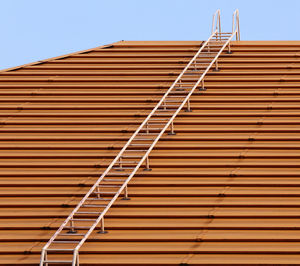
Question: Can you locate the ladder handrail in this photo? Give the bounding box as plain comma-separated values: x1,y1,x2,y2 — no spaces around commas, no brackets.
212,9,221,35
232,9,240,40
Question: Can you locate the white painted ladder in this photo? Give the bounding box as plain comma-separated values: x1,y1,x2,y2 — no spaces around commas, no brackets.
40,9,240,266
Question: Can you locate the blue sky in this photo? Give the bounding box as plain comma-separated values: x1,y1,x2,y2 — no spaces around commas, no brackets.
1,0,300,70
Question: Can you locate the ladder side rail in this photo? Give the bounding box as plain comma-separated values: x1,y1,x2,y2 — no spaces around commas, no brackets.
41,29,219,256
232,9,240,40
74,29,238,252
41,30,236,264
212,9,221,34
41,13,239,263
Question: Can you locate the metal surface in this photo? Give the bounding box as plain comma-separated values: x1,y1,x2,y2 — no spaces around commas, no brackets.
3,11,300,266
2,40,300,265
40,10,240,265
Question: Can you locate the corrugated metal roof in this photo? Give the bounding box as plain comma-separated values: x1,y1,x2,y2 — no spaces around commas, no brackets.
1,40,300,265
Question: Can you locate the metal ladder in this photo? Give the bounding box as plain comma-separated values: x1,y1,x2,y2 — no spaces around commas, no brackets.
40,9,240,266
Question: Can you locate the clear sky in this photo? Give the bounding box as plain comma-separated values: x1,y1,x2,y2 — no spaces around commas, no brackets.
1,0,300,70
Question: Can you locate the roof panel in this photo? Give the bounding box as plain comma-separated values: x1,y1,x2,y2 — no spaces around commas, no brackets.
1,41,300,265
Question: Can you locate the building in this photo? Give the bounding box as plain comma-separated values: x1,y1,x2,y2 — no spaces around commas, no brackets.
1,10,300,266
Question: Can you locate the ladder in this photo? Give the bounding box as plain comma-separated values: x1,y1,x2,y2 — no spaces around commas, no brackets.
40,9,240,266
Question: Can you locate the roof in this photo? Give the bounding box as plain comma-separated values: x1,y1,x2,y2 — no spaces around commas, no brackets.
1,40,300,265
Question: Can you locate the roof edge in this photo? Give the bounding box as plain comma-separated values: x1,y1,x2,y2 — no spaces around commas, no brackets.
0,41,121,73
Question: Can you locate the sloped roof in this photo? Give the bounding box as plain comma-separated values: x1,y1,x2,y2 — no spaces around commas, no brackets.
1,40,300,264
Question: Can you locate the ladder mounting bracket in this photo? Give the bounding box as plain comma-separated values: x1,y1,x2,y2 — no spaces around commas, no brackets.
98,230,108,234
67,230,78,234
121,197,131,200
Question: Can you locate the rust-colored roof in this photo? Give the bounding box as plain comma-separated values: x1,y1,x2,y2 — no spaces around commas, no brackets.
1,40,300,265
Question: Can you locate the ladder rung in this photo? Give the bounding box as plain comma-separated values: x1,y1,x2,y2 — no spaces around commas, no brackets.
97,184,122,187
148,118,170,119
82,204,107,207
130,143,152,146
148,120,167,123
71,218,97,221
138,132,159,134
52,240,80,243
173,86,191,88
93,191,116,194
117,161,139,164
159,105,179,107
169,91,189,94
44,261,73,264
112,167,135,171
174,86,193,88
105,173,130,176
140,128,164,130
87,197,113,200
46,249,74,251
156,109,177,111
102,179,125,182
75,212,101,215
124,149,148,152
198,55,215,58
194,62,210,64
137,134,159,136
198,53,215,55
121,155,143,158
132,138,155,140
185,72,202,74
160,102,182,105
59,233,86,236
122,153,143,156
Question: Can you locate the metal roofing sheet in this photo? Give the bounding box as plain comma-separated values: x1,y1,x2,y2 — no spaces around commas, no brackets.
1,41,300,265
